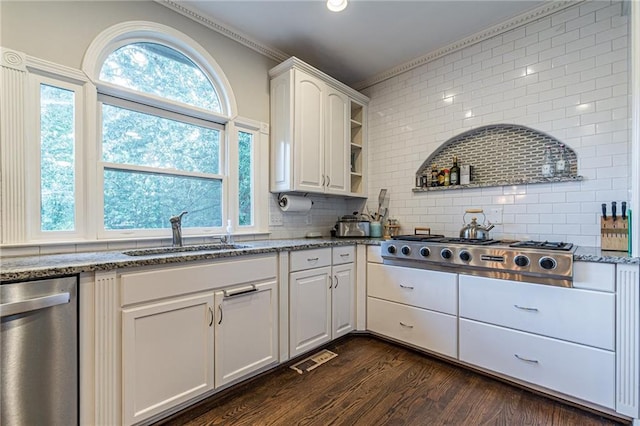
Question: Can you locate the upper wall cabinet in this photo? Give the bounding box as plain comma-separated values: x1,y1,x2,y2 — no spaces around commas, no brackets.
270,57,369,197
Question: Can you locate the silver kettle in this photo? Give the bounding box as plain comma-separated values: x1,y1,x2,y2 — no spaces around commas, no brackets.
460,209,495,240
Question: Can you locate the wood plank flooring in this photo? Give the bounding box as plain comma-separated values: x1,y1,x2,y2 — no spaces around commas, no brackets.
156,335,629,426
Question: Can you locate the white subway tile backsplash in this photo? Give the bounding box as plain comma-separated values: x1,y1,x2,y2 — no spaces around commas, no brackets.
363,1,629,244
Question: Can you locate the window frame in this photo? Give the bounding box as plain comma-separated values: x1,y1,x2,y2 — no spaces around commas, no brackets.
96,94,228,239
87,23,237,239
27,73,86,242
4,22,269,247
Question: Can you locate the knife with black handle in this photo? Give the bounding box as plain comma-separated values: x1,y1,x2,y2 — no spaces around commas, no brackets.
622,201,627,220
612,201,617,222
601,203,607,220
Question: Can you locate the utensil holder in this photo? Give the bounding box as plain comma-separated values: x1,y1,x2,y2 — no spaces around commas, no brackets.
600,217,628,251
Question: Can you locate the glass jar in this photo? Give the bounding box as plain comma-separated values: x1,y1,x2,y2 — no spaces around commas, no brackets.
370,221,382,238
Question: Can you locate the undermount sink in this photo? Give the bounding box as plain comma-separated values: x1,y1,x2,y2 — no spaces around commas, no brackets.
122,243,251,256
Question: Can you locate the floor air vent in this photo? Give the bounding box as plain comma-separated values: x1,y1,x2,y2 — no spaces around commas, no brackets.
290,349,338,374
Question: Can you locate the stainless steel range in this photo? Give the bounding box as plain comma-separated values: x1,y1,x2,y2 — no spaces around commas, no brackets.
381,235,577,287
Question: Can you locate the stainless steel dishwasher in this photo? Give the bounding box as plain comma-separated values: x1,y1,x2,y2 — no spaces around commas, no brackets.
1,276,78,426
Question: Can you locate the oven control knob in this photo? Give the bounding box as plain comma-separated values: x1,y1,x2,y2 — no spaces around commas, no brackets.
459,250,471,262
441,248,452,259
419,247,430,257
514,255,530,267
539,256,557,270
387,245,397,254
401,245,412,256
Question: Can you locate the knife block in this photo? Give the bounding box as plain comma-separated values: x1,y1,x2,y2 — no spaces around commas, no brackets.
600,217,628,251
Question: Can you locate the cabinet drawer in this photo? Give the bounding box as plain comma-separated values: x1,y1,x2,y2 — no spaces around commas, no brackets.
121,255,277,306
332,245,355,265
459,275,614,350
573,262,615,292
459,319,614,409
367,263,457,315
367,297,457,358
290,248,331,272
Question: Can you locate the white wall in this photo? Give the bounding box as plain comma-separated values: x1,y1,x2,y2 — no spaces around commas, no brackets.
362,1,630,247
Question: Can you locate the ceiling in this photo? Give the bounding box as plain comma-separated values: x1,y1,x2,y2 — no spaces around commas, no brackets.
174,0,551,89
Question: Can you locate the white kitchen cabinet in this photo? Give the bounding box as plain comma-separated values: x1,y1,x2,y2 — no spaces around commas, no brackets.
214,280,278,388
332,262,355,338
289,247,356,357
119,255,278,425
459,275,614,350
366,263,458,358
289,265,332,356
458,273,616,409
269,57,368,197
460,318,615,409
122,293,215,426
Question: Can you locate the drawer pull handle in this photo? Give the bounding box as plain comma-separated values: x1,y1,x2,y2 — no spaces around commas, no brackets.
514,354,539,364
340,253,350,257
514,304,538,312
307,257,319,262
399,284,414,290
399,321,414,328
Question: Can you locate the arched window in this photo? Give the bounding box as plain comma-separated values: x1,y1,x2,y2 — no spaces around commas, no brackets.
83,22,238,237
100,42,222,112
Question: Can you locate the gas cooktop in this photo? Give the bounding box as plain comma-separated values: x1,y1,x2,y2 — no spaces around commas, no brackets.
382,235,577,287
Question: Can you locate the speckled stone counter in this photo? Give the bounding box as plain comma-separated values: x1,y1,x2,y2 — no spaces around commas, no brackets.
2,239,637,282
574,246,639,265
0,238,382,282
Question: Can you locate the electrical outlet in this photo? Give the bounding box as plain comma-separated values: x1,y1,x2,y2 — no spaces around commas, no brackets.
487,208,503,225
306,213,312,225
269,212,283,226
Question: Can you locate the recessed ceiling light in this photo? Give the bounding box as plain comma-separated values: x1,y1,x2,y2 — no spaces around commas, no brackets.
327,0,348,12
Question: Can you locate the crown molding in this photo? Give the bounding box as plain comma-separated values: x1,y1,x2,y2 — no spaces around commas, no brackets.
157,0,582,91
353,0,583,90
155,0,289,63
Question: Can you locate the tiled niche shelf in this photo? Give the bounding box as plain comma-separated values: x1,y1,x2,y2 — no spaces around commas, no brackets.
413,124,583,192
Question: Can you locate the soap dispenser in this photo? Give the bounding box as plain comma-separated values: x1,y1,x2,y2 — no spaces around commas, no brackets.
226,219,234,244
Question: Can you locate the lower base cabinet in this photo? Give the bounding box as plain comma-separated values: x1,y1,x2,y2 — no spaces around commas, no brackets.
119,255,278,425
367,297,457,358
460,318,615,409
122,293,215,425
214,280,278,387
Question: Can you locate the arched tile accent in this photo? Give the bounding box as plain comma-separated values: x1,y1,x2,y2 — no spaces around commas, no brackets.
415,124,582,190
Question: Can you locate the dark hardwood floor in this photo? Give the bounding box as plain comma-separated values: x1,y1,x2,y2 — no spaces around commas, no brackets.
157,335,628,426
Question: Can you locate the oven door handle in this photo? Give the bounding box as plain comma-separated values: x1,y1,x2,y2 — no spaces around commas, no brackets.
0,292,71,318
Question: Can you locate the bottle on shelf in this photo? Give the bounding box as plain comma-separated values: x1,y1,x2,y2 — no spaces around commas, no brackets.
555,144,569,176
541,145,555,178
437,169,445,186
450,156,460,185
444,169,450,186
431,164,439,187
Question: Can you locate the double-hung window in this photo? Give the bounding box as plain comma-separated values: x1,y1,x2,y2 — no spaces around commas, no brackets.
96,41,228,237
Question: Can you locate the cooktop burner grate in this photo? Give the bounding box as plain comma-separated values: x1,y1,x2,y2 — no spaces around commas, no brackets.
509,240,574,251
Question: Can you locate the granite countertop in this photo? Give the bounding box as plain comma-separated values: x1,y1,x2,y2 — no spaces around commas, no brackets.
0,238,382,282
1,239,637,282
573,246,639,265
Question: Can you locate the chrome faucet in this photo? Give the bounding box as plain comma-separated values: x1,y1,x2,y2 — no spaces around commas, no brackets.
169,211,188,247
